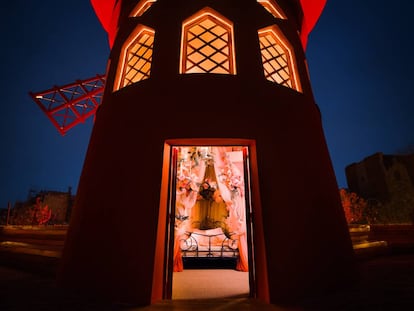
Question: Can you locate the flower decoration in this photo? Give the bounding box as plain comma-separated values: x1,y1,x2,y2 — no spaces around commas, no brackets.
217,163,243,198
198,178,216,201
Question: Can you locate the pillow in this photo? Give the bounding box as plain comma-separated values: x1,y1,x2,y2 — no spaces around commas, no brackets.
192,227,224,246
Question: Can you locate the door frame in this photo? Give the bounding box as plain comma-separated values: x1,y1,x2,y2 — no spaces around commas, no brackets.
151,138,269,303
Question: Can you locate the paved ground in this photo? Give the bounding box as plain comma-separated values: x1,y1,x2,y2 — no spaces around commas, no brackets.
0,252,413,310
304,253,414,310
172,269,249,299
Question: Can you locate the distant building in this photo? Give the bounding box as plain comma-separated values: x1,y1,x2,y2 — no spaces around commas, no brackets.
10,187,74,225
346,152,414,203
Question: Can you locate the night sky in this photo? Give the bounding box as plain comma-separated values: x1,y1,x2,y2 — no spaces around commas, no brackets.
1,1,413,208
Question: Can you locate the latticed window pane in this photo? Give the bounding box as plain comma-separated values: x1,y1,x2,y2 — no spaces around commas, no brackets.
259,28,301,92
181,9,236,74
122,32,154,88
113,26,155,92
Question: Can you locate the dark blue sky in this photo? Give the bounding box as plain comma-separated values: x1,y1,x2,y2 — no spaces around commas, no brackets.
1,1,413,208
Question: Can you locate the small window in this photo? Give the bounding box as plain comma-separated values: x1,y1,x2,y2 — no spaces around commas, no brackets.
113,25,155,92
257,0,287,19
180,7,236,74
258,26,302,92
129,0,157,17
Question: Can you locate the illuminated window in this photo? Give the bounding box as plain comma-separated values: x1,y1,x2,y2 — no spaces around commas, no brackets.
113,25,155,92
180,7,236,74
258,26,301,92
129,0,157,17
257,0,287,19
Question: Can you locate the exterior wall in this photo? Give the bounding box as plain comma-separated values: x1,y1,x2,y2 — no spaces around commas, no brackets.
58,0,356,306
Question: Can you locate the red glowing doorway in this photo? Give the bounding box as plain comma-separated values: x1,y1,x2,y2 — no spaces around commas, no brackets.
152,139,269,303
164,142,257,300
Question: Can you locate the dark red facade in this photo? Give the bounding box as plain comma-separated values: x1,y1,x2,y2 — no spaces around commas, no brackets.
58,0,356,307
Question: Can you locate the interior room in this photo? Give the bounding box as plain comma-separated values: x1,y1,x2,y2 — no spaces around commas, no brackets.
171,146,251,299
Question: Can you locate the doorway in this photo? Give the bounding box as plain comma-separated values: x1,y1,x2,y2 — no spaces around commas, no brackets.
165,145,255,300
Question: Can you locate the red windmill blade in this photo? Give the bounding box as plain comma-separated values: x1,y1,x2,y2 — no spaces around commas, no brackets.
29,74,106,136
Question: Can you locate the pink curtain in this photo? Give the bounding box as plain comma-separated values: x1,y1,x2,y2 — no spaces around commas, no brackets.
213,147,249,272
173,149,206,271
173,234,184,272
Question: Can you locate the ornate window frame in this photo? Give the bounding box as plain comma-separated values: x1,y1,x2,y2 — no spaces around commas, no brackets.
258,25,302,92
129,0,157,17
113,25,155,92
180,7,236,75
257,0,287,19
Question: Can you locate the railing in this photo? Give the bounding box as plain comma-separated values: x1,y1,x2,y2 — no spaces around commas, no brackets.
179,230,239,258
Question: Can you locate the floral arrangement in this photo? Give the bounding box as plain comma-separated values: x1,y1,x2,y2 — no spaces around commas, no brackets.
176,146,244,199
198,178,217,201
217,155,244,198
219,170,243,196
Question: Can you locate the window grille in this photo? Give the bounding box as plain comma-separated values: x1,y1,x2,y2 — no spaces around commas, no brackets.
259,26,301,92
181,8,236,74
113,26,155,91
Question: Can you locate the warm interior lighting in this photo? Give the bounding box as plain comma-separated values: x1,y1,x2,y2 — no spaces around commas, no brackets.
258,26,302,92
171,145,249,275
113,25,155,92
180,7,236,74
257,0,287,19
129,0,157,17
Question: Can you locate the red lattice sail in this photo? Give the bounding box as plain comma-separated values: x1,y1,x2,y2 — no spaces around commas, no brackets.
30,74,106,135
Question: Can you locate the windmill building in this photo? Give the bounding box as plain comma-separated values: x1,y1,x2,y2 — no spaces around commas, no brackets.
47,0,357,307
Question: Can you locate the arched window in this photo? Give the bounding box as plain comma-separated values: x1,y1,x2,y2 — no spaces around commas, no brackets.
180,7,236,74
113,25,155,92
258,26,301,92
257,0,287,19
129,0,157,17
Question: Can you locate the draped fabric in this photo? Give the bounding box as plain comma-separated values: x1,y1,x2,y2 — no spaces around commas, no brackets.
172,233,184,272
212,147,248,272
173,146,249,272
175,161,205,220
173,150,206,272
190,164,228,229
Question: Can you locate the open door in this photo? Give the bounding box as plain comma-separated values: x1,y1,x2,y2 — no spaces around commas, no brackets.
164,145,256,300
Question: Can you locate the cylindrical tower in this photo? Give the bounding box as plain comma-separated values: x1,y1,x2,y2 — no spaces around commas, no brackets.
58,0,356,307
